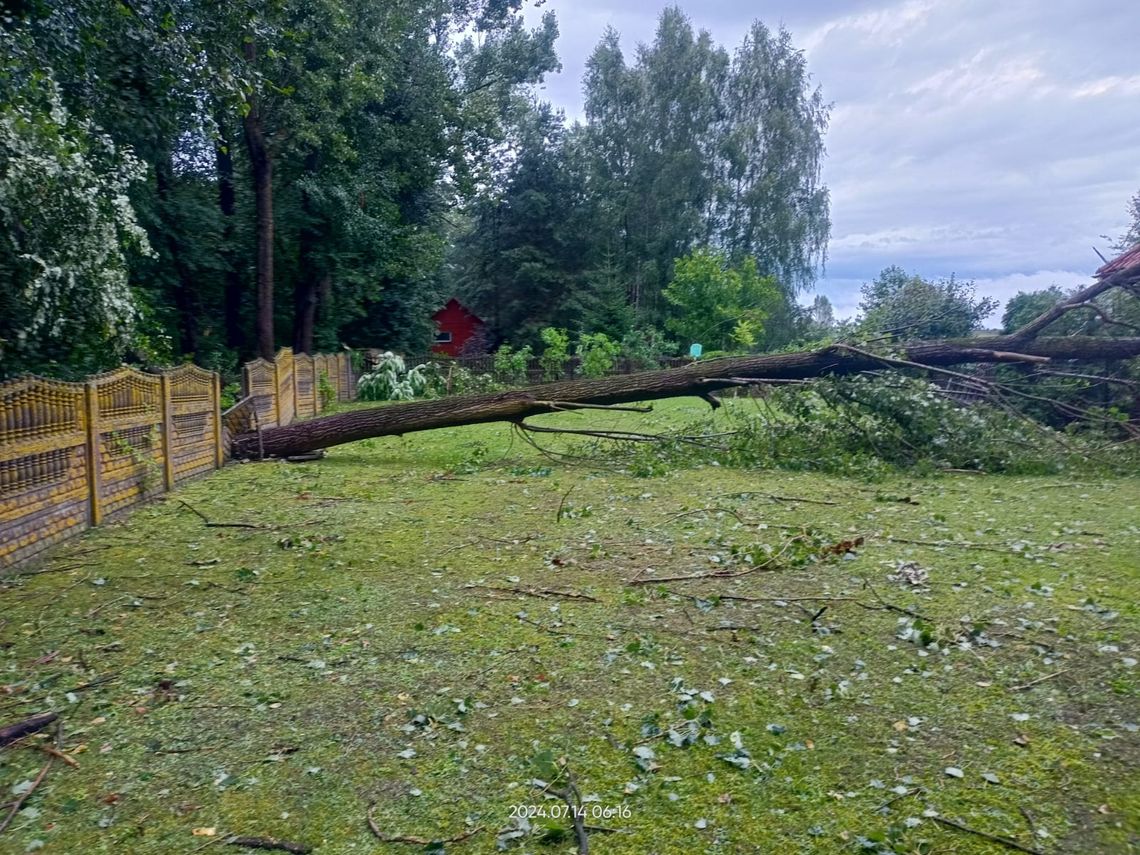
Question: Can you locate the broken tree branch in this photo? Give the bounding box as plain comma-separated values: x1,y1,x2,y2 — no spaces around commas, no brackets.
0,712,58,748
465,584,598,602
225,836,313,854
1007,266,1140,342
0,757,52,835
929,814,1044,855
231,335,1140,459
366,805,482,847
176,501,263,529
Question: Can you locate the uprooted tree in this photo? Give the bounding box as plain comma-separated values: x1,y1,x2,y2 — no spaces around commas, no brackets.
231,267,1140,460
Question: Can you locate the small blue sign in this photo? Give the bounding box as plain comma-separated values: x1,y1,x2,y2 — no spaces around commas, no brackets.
689,343,703,358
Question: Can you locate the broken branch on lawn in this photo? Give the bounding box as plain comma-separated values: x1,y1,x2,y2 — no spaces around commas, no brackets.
224,836,313,854
176,501,264,529
366,805,483,846
464,584,599,602
0,712,58,748
929,814,1044,855
534,765,590,855
0,757,52,835
519,421,733,448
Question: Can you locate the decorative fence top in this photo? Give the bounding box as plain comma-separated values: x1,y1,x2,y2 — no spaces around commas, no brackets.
2,349,355,571
0,374,87,454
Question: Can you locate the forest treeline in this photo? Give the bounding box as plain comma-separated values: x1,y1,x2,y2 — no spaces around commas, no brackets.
0,1,831,378
1,1,1138,384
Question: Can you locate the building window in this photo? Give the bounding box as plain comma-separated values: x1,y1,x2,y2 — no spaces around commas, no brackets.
434,331,453,343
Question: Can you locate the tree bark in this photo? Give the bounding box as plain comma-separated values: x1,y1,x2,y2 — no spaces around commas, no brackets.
243,39,275,361
231,335,1140,459
216,113,245,355
0,712,57,748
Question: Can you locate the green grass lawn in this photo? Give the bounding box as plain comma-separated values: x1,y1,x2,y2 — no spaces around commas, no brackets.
1,398,1138,854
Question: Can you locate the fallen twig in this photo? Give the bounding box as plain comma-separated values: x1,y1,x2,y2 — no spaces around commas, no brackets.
1019,806,1038,839
176,500,264,529
630,535,806,584
556,485,576,523
225,835,313,854
522,421,733,449
36,744,79,768
366,804,482,846
879,534,1012,553
929,814,1043,854
466,584,598,602
534,766,589,855
876,786,924,812
664,506,748,525
0,757,52,834
861,579,927,620
720,491,837,505
516,615,612,641
1009,669,1070,691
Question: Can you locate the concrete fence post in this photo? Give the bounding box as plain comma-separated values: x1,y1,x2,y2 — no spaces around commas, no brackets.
83,381,103,526
159,372,175,491
213,372,224,468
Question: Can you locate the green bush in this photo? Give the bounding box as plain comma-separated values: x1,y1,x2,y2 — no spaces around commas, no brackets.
493,344,532,386
317,372,336,409
577,332,620,378
539,327,571,380
620,326,674,369
357,352,429,401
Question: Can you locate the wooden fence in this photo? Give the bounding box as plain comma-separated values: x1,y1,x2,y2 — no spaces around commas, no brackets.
1,348,354,571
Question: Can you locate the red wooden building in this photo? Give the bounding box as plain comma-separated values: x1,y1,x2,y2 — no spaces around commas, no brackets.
431,298,486,356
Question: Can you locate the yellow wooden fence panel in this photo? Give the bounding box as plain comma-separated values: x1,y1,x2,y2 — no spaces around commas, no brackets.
165,364,221,484
242,358,278,428
275,347,296,426
2,351,355,571
89,367,166,520
0,375,90,569
294,353,316,420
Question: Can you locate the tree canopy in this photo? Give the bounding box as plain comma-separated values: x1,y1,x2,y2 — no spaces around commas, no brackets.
858,266,998,340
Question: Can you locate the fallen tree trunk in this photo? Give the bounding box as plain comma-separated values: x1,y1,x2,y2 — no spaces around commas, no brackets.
231,335,1140,459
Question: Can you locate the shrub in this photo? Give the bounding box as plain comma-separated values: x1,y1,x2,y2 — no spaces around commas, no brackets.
317,372,336,409
577,332,620,378
620,327,673,369
539,327,571,380
493,344,532,386
357,352,429,401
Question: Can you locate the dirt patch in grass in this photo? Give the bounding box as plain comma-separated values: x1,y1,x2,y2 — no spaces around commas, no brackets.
1,400,1137,853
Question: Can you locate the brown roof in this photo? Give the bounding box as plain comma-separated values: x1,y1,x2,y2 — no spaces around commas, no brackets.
1095,243,1140,279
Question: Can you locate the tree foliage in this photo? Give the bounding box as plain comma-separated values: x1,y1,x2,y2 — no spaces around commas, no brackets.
446,7,829,349
0,0,559,378
0,54,154,375
859,266,997,340
663,249,778,351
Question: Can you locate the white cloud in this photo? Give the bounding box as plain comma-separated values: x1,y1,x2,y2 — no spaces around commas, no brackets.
800,0,937,53
1071,75,1140,99
971,269,1088,323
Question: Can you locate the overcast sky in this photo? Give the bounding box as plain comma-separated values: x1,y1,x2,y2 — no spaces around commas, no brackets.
522,0,1140,323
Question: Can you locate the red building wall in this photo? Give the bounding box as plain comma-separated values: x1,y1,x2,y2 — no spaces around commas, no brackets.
431,299,485,356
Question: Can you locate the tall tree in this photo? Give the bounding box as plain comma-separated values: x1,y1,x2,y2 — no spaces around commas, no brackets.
859,267,997,340
715,21,830,294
